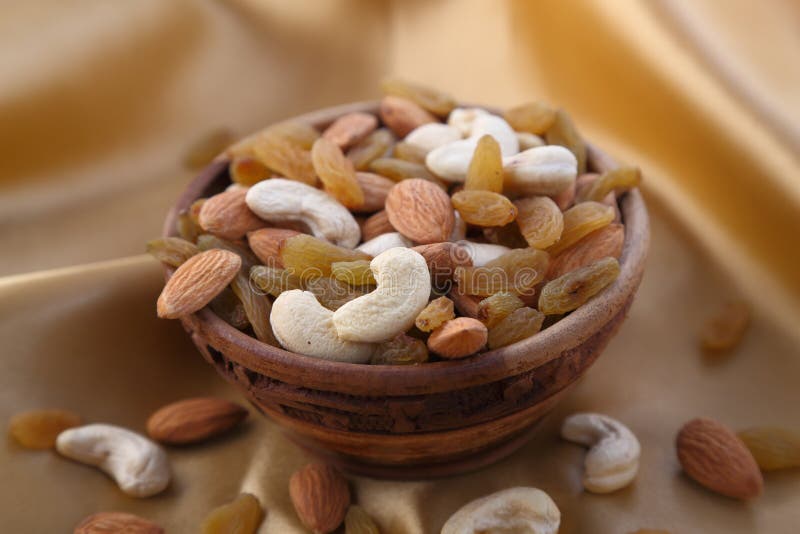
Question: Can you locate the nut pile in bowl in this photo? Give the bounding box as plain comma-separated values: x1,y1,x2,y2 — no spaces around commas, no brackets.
150,79,641,365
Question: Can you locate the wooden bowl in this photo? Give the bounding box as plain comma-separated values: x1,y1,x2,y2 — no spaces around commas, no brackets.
162,102,649,479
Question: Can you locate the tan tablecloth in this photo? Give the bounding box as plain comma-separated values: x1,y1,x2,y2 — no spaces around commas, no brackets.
1,1,799,532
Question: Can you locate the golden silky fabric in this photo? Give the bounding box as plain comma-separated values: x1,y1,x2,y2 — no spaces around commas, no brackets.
1,0,798,531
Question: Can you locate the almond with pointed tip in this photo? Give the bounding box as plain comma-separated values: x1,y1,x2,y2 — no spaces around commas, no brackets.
385,179,454,244
74,511,163,534
322,112,378,149
379,96,436,138
157,249,241,319
147,397,248,445
198,189,266,240
427,317,487,359
289,463,350,534
247,228,300,268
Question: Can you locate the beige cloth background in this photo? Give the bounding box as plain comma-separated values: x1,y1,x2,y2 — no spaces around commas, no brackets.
1,0,799,532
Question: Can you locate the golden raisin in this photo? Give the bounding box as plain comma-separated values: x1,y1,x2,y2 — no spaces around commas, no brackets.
347,128,395,170
311,137,365,209
478,291,525,328
381,78,456,116
183,128,235,170
305,276,368,311
147,237,199,267
487,307,545,349
250,265,303,297
548,223,624,280
455,248,549,296
331,260,377,286
189,198,206,225
464,135,503,193
504,102,557,135
738,427,800,471
176,210,201,243
9,409,82,449
577,166,641,203
265,120,320,150
700,301,750,353
209,287,249,329
545,109,587,174
230,156,271,186
253,133,317,186
201,493,264,534
514,196,564,249
344,505,380,534
538,257,620,314
371,334,429,365
232,271,276,345
393,140,428,164
280,234,371,280
547,201,615,256
451,190,517,227
415,296,455,332
368,157,446,189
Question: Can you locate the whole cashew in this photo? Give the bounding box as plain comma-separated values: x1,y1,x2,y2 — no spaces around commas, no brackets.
333,248,431,343
356,232,412,257
55,424,170,498
442,487,560,534
503,145,577,196
245,178,361,248
270,290,375,363
458,241,511,267
405,123,462,153
561,412,641,494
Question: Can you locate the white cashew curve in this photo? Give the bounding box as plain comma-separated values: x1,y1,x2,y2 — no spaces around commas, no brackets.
441,487,561,534
503,145,577,196
270,290,375,363
356,232,412,257
333,247,431,343
245,178,361,248
561,412,641,494
55,424,171,498
458,241,511,267
405,123,462,153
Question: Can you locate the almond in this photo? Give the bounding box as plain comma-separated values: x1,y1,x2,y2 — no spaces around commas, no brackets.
427,317,488,359
412,242,472,290
359,210,395,241
548,223,624,279
146,397,247,445
379,95,436,138
198,189,266,240
74,511,163,534
676,417,763,500
385,179,455,244
448,288,482,319
247,228,300,267
322,112,378,149
289,463,350,534
157,249,241,319
352,172,395,213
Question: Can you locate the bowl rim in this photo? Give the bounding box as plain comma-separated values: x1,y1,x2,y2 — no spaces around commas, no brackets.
163,100,650,397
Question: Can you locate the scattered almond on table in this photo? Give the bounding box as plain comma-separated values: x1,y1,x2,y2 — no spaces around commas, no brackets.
74,511,164,534
146,397,248,445
289,463,351,534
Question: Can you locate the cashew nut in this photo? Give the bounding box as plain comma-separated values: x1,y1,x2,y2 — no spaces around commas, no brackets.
442,487,560,534
270,290,375,363
517,131,545,150
333,248,431,343
561,412,641,494
447,107,490,136
458,241,511,267
503,145,577,196
245,178,361,248
356,232,412,257
55,424,170,498
404,123,462,153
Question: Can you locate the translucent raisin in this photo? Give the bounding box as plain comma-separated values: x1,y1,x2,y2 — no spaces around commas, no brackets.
478,291,525,328
415,296,455,332
311,137,365,209
331,260,376,286
514,196,564,249
305,276,368,311
147,237,199,267
253,133,317,186
231,270,276,344
464,135,503,193
201,493,264,534
738,427,800,471
504,102,557,135
393,140,428,164
189,198,206,225
454,248,549,296
483,223,529,249
487,307,545,349
230,156,271,186
451,190,517,227
250,265,303,298
8,409,82,449
538,257,620,314
369,157,446,189
209,287,250,329
183,128,235,170
545,109,587,174
247,227,300,268
700,301,750,353
347,128,395,170
371,334,429,365
577,166,641,203
176,210,201,243
380,78,456,116
548,223,624,280
264,121,320,150
280,234,371,280
344,505,381,534
547,201,615,256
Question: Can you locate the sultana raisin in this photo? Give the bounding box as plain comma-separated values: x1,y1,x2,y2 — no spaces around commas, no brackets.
371,334,429,365
147,237,199,267
483,223,529,249
311,137,365,209
451,190,517,227
189,198,206,225
247,227,300,268
209,287,250,329
738,427,800,471
514,196,564,249
577,166,641,203
176,210,201,243
454,248,549,296
280,234,371,280
700,301,750,353
322,112,378,149
393,140,428,164
368,157,446,189
545,108,587,174
478,291,525,328
230,156,272,186
548,223,624,280
381,78,456,116
415,296,455,332
504,102,557,135
464,135,503,193
183,128,235,170
253,132,317,186
201,493,264,534
547,201,615,256
331,260,376,286
305,276,368,311
231,270,276,344
487,307,545,349
265,121,320,149
9,409,82,449
538,257,620,314
347,128,395,170
250,265,303,297
344,505,381,534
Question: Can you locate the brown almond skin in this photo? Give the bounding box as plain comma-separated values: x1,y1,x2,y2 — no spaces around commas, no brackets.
360,210,396,241
74,512,163,534
157,249,241,319
676,417,764,500
322,112,378,149
427,317,488,359
147,397,248,445
548,223,624,280
198,189,266,240
289,463,350,534
412,242,472,290
385,179,455,244
379,95,436,138
353,172,395,213
247,227,300,267
448,289,482,319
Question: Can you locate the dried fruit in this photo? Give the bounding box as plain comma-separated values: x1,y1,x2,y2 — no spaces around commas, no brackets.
371,334,429,365
183,128,235,170
201,493,264,534
189,198,207,224
253,133,317,186
8,409,82,449
482,223,528,249
176,210,201,243
411,242,472,290
322,112,378,149
385,178,455,243
344,505,380,534
199,189,266,240
305,276,368,311
280,234,370,280
368,157,444,188
504,101,557,135
487,307,545,349
146,237,199,267
577,165,641,202
548,223,624,279
514,196,564,249
209,287,249,329
415,296,455,332
547,201,615,256
360,210,396,241
477,291,525,328
676,417,763,500
289,463,351,534
738,427,800,471
247,227,300,268
451,190,517,227
545,108,587,174
381,78,456,116
346,128,394,170
230,156,272,186
75,511,163,534
538,257,619,315
232,270,277,344
312,137,365,209
428,317,488,359
464,135,503,193
393,140,428,163
265,120,320,150
146,397,248,445
250,265,303,297
331,260,377,286
353,172,394,213
700,301,750,353
454,248,549,296
379,95,436,138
